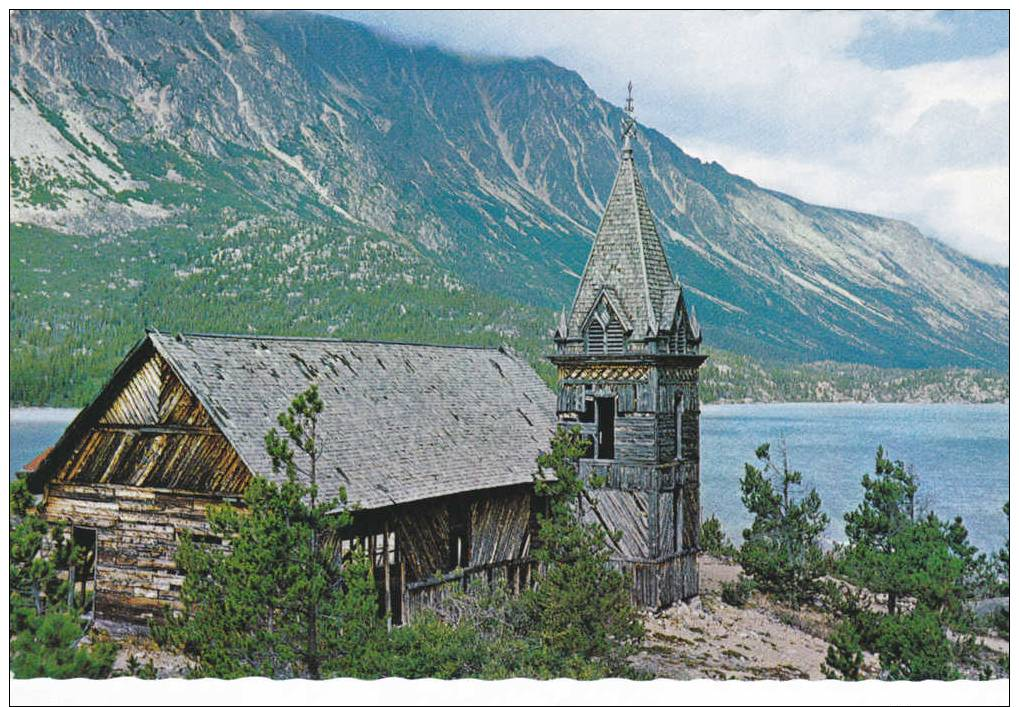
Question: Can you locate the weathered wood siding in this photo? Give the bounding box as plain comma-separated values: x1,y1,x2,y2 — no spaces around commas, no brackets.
41,483,230,631
391,502,450,583
469,490,531,567
53,351,250,496
614,414,657,463
583,488,649,559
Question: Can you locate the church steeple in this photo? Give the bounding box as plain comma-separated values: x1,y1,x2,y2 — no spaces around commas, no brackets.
562,84,684,350
549,85,707,609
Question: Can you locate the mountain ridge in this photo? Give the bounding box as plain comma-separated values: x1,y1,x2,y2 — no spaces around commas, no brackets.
8,9,1008,406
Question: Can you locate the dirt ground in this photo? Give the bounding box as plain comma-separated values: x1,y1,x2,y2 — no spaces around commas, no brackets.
633,555,879,680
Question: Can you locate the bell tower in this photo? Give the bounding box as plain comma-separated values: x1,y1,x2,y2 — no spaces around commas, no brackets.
550,84,705,606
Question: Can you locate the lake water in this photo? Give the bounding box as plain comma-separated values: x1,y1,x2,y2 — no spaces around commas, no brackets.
8,403,1009,553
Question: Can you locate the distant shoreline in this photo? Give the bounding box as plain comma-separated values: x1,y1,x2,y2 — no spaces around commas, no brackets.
9,407,80,423
8,400,1007,424
705,399,1008,406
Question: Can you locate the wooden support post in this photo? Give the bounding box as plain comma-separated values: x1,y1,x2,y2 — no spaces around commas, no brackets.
383,522,392,630
400,552,407,624
68,563,76,609
394,533,407,625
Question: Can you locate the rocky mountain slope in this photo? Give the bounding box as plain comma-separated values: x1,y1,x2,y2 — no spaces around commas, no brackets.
9,10,1009,405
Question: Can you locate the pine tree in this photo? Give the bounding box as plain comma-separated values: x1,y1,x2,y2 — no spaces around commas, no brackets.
822,620,865,680
523,425,645,678
737,442,829,607
157,385,364,679
842,447,966,617
842,447,918,615
700,514,735,558
875,608,959,681
9,478,116,679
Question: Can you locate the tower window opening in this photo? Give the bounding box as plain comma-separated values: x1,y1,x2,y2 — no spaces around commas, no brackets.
447,506,469,571
596,397,615,460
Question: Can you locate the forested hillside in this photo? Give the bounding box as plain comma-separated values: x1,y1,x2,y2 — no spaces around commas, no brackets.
8,10,1009,406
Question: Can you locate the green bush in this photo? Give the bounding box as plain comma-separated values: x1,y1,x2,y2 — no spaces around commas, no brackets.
822,619,865,680
700,514,735,558
720,575,754,608
9,478,117,679
875,608,959,681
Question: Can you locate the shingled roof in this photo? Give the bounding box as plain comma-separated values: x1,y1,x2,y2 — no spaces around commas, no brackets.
566,138,675,340
35,331,556,511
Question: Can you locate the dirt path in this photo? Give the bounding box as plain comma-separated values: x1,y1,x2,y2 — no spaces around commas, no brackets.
633,556,881,680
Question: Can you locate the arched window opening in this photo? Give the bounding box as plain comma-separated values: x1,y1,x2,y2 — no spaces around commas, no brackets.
585,298,627,354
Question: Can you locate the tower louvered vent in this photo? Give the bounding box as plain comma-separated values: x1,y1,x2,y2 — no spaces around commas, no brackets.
586,320,606,354
606,318,625,354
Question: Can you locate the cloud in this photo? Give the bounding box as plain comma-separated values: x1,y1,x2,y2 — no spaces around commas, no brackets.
332,10,1008,265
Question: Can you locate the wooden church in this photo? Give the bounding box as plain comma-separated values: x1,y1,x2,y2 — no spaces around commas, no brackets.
28,333,556,632
27,87,704,633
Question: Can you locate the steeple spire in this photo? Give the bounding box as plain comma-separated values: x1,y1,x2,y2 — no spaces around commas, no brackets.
622,81,636,155
563,81,673,341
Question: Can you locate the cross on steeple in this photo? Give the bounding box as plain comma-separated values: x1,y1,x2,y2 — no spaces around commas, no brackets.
622,81,636,152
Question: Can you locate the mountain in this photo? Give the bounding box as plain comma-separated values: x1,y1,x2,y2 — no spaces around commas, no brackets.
8,10,1008,405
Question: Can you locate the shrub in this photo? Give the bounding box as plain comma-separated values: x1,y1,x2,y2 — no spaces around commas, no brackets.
720,575,754,608
875,608,959,681
822,619,865,680
700,514,735,558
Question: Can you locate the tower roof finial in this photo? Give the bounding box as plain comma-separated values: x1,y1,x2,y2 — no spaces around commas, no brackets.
622,81,636,155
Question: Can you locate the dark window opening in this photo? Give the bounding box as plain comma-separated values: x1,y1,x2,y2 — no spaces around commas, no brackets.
596,397,615,460
448,507,470,571
579,397,595,423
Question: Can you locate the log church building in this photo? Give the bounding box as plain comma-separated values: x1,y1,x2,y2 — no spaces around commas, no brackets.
27,89,705,633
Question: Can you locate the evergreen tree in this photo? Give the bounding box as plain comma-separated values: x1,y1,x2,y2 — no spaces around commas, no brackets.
995,502,1009,593
523,425,645,678
822,620,865,680
9,478,116,679
157,385,361,679
700,514,735,558
842,448,967,617
841,446,917,615
875,608,959,681
832,447,991,680
737,442,829,607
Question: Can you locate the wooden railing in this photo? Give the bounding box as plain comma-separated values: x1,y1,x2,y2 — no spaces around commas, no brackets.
577,458,694,491
403,558,534,622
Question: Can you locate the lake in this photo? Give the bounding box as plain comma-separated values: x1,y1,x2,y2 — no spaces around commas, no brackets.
8,403,1009,553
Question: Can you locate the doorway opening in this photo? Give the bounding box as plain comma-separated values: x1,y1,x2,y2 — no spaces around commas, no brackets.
70,527,97,615
596,397,615,460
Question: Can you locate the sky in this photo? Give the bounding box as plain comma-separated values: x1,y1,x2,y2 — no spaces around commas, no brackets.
330,10,1008,266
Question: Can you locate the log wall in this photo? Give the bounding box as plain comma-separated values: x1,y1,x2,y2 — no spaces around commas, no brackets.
40,482,232,632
